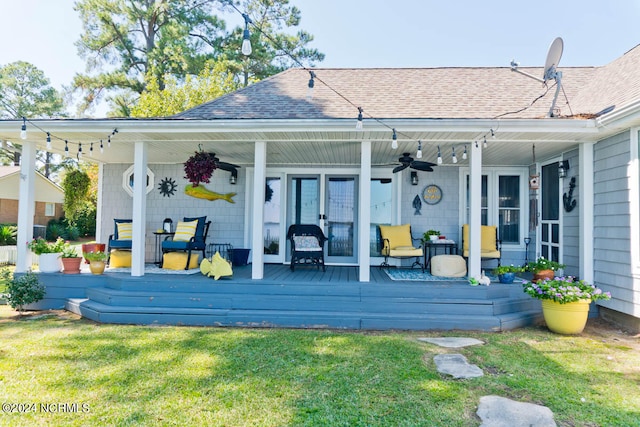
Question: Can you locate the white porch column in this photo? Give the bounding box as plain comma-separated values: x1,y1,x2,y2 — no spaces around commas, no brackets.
16,140,36,273
251,141,266,279
579,142,594,283
468,141,483,278
359,140,372,282
131,141,147,277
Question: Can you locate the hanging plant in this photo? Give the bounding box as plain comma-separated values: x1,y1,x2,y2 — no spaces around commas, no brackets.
62,169,91,224
184,151,217,187
265,182,273,203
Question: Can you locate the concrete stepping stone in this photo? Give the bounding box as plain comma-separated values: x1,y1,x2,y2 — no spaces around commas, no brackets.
477,395,556,427
418,337,484,348
433,354,484,379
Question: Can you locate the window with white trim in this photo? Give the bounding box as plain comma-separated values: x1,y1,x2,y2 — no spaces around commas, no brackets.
45,203,55,217
462,168,528,246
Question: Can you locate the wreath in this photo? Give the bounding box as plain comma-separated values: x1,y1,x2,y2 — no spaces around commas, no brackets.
184,151,217,187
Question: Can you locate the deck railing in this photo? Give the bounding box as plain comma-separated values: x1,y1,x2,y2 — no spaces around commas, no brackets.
0,246,17,266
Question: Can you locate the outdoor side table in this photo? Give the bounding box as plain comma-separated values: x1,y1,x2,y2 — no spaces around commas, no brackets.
153,231,174,265
424,240,457,269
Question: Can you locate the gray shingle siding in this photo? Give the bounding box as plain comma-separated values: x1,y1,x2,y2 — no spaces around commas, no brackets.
593,131,636,315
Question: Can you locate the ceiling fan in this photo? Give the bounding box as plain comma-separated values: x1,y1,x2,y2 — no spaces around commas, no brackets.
392,152,437,173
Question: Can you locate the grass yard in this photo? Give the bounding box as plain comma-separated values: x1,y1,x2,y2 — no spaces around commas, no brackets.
0,306,638,426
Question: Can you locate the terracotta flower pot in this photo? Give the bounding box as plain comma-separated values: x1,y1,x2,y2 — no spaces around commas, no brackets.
533,269,555,282
61,257,82,274
542,299,591,334
82,243,106,264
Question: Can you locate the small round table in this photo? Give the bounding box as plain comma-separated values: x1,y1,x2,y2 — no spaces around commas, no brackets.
153,231,174,264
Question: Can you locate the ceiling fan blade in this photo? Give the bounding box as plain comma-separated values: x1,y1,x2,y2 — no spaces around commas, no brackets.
217,161,240,171
411,161,437,171
392,164,409,173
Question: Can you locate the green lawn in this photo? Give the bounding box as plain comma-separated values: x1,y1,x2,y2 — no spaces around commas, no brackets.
0,306,638,426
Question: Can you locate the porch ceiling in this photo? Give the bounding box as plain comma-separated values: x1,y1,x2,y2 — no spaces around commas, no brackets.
0,117,611,168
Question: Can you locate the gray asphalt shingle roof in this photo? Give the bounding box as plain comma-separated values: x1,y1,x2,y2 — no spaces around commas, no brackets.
176,44,640,121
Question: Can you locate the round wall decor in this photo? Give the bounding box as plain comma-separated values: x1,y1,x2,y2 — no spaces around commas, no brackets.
422,184,442,205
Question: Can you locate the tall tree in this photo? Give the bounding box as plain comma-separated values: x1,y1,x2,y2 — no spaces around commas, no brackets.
0,61,65,173
73,0,323,115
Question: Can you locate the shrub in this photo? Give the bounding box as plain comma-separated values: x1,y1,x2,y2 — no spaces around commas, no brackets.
0,224,17,245
0,269,46,312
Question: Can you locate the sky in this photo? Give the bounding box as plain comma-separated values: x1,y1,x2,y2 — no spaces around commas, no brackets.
2,0,640,116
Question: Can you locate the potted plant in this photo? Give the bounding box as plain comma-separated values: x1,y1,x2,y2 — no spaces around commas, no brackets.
27,237,65,273
84,251,108,275
60,243,82,274
423,229,440,242
0,269,45,313
523,276,611,334
492,264,525,284
81,243,106,264
184,150,217,186
526,257,565,282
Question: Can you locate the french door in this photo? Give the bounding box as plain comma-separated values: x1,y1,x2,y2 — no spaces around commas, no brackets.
284,174,359,264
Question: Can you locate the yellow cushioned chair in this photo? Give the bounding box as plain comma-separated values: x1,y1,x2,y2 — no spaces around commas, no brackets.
461,224,502,267
378,224,424,271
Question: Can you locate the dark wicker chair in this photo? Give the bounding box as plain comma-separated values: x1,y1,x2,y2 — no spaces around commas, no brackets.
287,224,327,272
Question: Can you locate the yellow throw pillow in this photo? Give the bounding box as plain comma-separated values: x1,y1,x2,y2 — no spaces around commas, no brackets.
481,226,498,252
117,222,132,240
379,224,413,249
109,250,132,267
209,251,233,280
173,220,198,242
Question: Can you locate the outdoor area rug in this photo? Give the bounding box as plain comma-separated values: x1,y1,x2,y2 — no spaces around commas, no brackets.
105,265,200,275
384,269,526,283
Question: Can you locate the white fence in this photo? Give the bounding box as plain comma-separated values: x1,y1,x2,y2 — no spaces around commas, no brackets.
0,246,18,267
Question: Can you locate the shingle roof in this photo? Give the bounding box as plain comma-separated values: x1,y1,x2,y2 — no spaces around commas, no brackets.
175,44,640,121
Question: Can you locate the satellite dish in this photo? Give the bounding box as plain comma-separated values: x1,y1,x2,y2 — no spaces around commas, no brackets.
543,37,563,82
510,36,565,117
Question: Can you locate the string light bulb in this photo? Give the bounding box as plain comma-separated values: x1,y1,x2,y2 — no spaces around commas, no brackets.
491,128,496,138
89,142,94,156
437,146,443,165
100,140,104,154
306,71,316,100
356,107,363,130
241,13,252,56
78,143,83,160
452,146,457,163
483,136,487,148
20,117,27,140
416,140,422,159
391,128,398,149
46,132,51,149
64,140,69,157
462,145,468,160
108,135,111,148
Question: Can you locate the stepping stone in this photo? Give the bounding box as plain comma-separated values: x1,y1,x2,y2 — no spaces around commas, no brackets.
477,395,556,427
433,354,484,379
418,337,484,348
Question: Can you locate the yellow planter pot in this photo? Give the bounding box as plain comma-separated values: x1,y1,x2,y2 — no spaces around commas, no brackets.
89,261,106,275
541,299,591,334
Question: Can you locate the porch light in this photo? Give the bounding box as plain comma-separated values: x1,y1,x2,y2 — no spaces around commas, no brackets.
558,160,569,178
452,146,457,163
416,140,422,158
411,171,418,186
437,146,442,165
230,168,238,184
462,145,467,160
356,107,363,130
46,132,51,150
20,117,27,140
391,129,398,149
241,13,252,56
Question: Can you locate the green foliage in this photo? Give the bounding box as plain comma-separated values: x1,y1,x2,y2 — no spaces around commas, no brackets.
60,244,80,258
72,0,323,114
523,276,612,303
27,237,65,255
61,169,91,225
0,269,45,311
526,257,565,273
83,251,108,262
0,224,17,245
493,264,525,275
46,220,67,241
131,59,240,117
